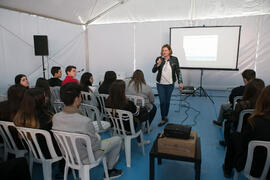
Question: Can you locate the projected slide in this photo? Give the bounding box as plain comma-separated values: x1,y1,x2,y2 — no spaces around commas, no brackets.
170,26,241,69
183,35,218,61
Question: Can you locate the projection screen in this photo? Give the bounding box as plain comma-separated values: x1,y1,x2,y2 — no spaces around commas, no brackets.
170,26,241,70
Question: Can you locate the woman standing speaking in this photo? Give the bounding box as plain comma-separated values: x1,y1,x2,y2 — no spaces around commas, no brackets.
152,44,183,127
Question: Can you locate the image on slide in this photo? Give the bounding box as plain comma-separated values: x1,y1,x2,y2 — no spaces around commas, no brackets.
183,35,218,61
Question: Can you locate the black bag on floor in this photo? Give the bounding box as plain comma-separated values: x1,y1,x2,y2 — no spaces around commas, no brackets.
164,123,191,139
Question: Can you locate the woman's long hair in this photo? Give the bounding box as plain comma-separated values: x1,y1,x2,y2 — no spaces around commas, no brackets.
7,85,26,120
80,72,93,92
242,78,265,106
35,78,51,98
128,69,146,93
249,85,270,127
106,80,128,110
14,88,47,128
99,71,117,92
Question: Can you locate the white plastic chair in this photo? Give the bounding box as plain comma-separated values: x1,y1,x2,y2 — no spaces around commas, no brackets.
96,94,109,120
236,109,254,133
16,126,62,180
50,86,61,104
234,140,270,180
0,121,27,161
105,108,145,168
80,103,111,133
126,94,151,133
53,101,65,113
52,130,109,180
233,96,243,110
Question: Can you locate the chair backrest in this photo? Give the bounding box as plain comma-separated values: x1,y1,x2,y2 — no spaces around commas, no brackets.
16,126,59,160
53,101,65,113
105,108,136,136
96,94,109,116
80,103,99,122
50,86,61,104
0,121,23,152
236,109,254,133
52,130,97,168
0,95,7,102
233,96,243,110
81,91,91,102
126,95,145,107
243,140,270,179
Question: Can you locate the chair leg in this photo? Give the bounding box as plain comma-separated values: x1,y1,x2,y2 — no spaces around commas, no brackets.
103,157,109,180
72,169,76,180
124,137,131,168
3,146,8,161
29,153,33,178
42,161,52,180
63,165,69,180
233,170,239,180
147,120,150,134
140,132,145,155
79,167,89,180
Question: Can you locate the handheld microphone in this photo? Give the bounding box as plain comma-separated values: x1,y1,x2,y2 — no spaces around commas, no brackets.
77,68,84,73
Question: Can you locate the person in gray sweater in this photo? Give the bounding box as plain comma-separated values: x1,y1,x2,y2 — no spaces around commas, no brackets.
125,69,157,127
52,82,123,179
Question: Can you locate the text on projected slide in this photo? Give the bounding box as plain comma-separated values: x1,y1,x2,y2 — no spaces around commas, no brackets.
183,35,218,61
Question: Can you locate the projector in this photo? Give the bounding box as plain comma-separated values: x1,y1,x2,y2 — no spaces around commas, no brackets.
181,86,195,94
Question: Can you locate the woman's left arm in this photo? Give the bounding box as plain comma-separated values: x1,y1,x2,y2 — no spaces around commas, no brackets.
174,57,183,90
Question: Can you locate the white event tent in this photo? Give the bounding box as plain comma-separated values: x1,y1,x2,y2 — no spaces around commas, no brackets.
0,0,270,94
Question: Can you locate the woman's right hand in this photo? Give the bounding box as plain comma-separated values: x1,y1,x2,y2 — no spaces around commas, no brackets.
157,58,162,67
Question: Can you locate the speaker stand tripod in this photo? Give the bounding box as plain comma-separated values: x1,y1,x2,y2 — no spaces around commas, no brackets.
194,69,215,104
41,56,46,78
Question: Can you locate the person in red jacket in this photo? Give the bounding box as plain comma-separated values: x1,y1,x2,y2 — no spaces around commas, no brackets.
62,65,79,86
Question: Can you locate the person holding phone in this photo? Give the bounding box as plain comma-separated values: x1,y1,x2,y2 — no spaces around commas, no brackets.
152,44,183,127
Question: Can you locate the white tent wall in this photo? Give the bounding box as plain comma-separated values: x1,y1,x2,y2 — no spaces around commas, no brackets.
0,8,86,94
87,14,270,89
93,0,270,24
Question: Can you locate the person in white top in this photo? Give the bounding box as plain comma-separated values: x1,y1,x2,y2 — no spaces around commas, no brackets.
152,44,183,126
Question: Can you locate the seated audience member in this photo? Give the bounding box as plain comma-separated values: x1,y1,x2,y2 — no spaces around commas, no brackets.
15,74,29,88
125,69,156,128
13,88,61,159
80,72,99,107
213,69,255,127
0,85,26,121
106,80,150,145
48,66,62,87
0,157,31,180
223,85,270,178
221,78,265,146
98,71,117,94
62,65,79,86
0,85,26,149
52,82,123,179
35,78,52,110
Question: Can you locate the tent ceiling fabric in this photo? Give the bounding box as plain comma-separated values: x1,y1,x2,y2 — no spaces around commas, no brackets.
0,0,270,24
0,0,122,25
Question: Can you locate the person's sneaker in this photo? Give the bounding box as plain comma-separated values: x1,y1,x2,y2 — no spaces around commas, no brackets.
104,169,123,179
222,164,233,178
213,120,222,127
219,140,227,147
137,140,151,146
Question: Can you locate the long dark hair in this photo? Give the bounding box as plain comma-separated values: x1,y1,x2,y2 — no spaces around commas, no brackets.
15,74,29,88
242,78,265,106
128,69,146,93
35,77,51,98
14,88,49,128
80,72,93,92
8,85,27,120
106,80,128,110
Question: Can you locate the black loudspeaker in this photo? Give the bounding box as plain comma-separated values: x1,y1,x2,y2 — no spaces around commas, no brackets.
33,35,49,56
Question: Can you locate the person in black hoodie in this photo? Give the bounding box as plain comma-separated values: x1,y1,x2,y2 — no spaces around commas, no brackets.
99,71,117,94
223,85,270,178
48,66,62,87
